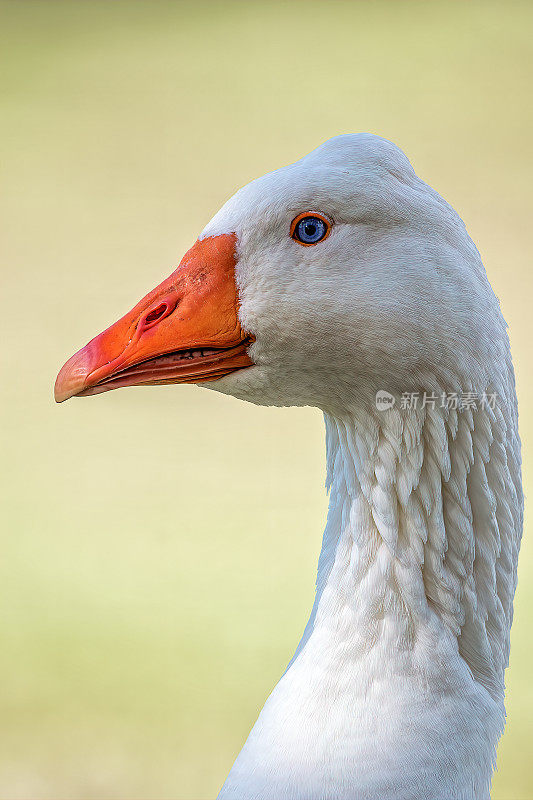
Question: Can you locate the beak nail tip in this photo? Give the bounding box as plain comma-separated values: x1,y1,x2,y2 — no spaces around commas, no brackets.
54,348,91,404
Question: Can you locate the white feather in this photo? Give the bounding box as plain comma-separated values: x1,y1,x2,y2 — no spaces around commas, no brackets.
197,134,522,799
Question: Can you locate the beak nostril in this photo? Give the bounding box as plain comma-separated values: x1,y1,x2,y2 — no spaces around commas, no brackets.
145,303,168,325
139,296,179,332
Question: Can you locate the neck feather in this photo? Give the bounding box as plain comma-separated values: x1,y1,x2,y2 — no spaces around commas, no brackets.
219,387,522,800
294,394,521,703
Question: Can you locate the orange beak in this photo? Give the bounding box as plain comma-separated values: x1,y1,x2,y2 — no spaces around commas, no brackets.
54,233,253,403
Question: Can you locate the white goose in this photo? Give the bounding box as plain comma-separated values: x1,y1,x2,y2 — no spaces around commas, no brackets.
55,134,523,800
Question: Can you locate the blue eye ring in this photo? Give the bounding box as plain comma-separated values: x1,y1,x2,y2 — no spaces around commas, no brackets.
290,212,332,246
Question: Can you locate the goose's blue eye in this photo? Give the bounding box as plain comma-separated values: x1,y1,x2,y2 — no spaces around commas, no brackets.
291,213,331,245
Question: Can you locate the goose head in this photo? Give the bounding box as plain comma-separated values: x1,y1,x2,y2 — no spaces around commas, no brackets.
55,134,501,412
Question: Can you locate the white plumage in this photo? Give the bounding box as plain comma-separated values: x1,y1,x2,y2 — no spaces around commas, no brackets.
200,135,523,799
56,133,523,799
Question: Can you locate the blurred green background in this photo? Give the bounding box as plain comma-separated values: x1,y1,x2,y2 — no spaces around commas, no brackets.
1,1,532,797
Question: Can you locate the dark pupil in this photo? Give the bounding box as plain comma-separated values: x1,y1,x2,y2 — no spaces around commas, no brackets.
304,222,317,237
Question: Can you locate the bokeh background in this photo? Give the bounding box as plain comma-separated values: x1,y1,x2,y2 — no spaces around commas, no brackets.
2,1,532,797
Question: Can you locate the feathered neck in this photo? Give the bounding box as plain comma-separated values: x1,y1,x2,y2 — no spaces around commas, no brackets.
219,391,522,800
299,398,520,701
